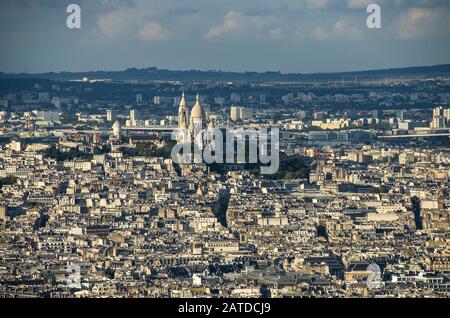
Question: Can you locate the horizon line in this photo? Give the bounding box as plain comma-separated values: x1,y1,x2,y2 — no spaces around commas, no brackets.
2,63,450,77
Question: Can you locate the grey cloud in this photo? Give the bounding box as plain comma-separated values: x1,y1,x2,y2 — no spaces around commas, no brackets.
0,0,449,73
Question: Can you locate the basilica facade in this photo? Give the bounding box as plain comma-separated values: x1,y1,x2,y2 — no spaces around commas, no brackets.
177,93,214,144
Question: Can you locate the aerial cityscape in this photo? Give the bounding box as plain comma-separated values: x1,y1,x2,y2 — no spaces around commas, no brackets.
0,0,450,301
1,70,449,298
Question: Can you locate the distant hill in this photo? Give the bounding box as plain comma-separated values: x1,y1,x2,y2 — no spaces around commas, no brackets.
1,64,450,82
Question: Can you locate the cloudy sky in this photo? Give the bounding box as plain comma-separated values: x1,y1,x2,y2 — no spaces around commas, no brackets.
1,0,450,73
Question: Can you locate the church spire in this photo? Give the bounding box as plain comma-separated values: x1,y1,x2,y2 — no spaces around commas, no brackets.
179,92,187,109
178,92,189,132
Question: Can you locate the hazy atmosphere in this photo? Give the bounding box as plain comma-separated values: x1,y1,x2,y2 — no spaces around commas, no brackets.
1,0,450,73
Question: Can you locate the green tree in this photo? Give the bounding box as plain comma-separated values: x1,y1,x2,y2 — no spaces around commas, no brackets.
0,176,17,188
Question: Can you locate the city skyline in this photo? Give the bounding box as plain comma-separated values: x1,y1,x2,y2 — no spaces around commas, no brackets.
1,0,450,304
